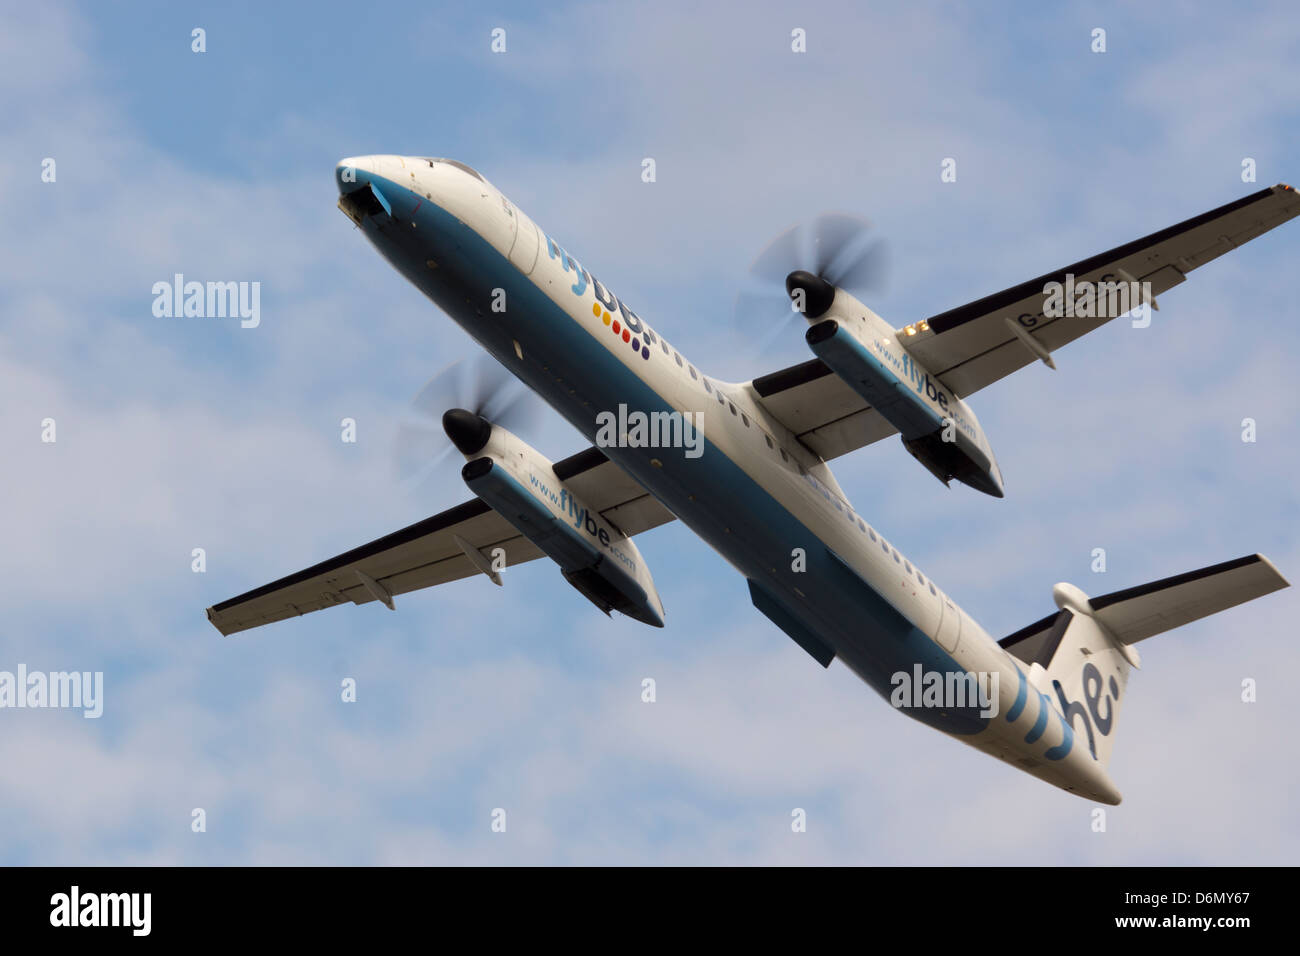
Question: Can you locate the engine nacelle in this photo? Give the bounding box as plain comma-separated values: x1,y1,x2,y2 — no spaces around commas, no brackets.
801,287,1004,498
454,421,666,627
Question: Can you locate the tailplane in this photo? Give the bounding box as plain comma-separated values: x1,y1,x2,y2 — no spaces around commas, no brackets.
1000,554,1288,768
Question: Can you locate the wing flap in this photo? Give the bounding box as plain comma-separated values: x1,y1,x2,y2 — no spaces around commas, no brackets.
748,358,897,460
553,446,677,534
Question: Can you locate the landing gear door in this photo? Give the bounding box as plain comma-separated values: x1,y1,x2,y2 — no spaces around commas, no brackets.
936,596,961,654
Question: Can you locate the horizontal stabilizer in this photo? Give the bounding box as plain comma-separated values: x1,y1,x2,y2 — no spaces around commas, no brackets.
1088,553,1288,645
998,553,1287,775
1000,553,1289,660
997,609,1071,665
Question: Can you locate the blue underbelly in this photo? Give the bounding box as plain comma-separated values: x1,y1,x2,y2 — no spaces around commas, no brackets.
360,179,989,738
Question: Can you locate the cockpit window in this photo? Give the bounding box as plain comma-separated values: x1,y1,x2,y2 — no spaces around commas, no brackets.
423,158,487,182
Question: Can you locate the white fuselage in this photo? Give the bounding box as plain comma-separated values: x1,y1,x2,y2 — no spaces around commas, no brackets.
337,155,1120,803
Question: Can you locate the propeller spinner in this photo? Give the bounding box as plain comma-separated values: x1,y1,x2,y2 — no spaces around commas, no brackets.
735,213,890,349
391,354,539,491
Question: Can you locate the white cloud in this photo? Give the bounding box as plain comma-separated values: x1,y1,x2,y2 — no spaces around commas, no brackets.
0,0,1296,865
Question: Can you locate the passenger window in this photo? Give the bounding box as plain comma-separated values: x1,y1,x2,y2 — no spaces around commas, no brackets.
881,540,889,553
674,353,683,367
764,434,773,449
857,519,866,532
905,561,912,574
868,528,876,541
780,449,789,462
917,572,925,585
689,366,698,380
928,583,937,596
717,392,725,405
893,551,900,564
661,341,669,355
728,402,737,416
703,379,712,394
741,412,749,427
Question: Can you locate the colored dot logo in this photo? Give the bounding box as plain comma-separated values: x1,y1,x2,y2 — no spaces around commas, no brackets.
592,301,649,359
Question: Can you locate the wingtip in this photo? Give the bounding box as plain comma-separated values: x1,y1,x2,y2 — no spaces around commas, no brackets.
205,606,238,636
1253,553,1290,589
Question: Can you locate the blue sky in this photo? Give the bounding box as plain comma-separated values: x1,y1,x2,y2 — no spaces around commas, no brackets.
1,0,1297,864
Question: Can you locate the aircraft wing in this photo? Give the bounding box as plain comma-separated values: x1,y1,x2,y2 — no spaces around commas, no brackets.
749,358,899,461
206,448,675,636
749,184,1300,459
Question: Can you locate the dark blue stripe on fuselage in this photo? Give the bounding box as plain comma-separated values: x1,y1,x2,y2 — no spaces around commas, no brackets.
357,174,990,737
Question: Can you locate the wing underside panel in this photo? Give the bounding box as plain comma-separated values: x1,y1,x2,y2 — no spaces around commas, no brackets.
207,446,676,635
745,184,1299,457
911,184,1300,397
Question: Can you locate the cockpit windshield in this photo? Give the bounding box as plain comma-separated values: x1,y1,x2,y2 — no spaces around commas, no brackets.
422,158,487,183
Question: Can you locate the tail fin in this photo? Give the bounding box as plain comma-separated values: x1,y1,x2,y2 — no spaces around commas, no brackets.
1000,554,1288,768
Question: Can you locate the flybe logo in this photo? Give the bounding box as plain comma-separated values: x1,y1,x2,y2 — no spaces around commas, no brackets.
527,472,637,573
900,351,951,413
1053,662,1120,761
1007,660,1121,763
546,236,657,362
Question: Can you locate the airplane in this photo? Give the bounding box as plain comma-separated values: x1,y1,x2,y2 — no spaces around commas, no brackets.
207,155,1298,803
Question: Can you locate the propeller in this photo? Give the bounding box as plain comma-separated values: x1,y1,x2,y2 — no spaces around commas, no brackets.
391,353,539,493
734,213,890,352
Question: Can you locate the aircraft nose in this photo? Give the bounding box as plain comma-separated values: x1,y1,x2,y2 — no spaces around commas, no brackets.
336,156,378,194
